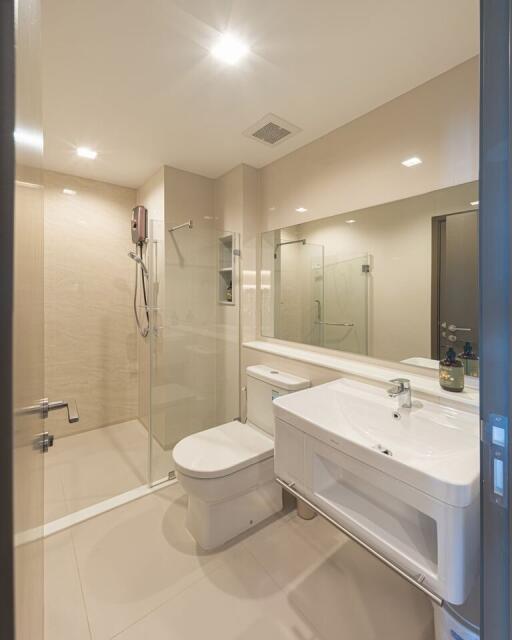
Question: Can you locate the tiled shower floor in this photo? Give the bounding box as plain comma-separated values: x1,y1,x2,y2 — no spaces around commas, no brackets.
44,419,169,523
44,482,434,640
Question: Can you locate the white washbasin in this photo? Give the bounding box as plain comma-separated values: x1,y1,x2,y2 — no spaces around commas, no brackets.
273,377,480,604
274,378,479,507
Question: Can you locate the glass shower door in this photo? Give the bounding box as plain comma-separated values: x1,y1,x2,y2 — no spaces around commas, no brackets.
147,220,240,485
320,254,369,355
274,242,324,346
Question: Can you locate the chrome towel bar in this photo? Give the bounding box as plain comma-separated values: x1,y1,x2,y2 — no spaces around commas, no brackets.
276,477,444,607
314,321,354,327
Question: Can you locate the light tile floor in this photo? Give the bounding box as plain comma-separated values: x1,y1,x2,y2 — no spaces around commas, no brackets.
44,482,435,640
44,420,169,523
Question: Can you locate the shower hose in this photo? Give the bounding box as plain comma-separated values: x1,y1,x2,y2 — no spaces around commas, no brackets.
134,244,150,338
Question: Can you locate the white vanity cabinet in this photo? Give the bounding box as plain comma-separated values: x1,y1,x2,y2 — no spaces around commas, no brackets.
273,378,480,605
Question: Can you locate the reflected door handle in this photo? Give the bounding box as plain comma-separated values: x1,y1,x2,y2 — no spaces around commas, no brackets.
45,399,80,423
448,325,472,332
17,398,80,423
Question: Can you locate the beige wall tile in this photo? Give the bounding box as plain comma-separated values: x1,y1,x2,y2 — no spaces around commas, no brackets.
44,171,138,438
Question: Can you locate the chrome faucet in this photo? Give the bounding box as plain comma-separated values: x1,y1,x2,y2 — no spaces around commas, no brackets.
387,378,412,409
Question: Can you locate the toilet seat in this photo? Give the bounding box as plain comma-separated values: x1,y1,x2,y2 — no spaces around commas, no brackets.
173,421,274,480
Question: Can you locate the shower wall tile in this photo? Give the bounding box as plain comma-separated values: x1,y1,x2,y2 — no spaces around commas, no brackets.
44,171,138,438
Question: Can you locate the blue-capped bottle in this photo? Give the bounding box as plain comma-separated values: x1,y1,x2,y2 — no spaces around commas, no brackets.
439,347,465,392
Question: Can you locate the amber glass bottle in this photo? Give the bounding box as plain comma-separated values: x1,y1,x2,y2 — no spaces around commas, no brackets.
439,347,465,392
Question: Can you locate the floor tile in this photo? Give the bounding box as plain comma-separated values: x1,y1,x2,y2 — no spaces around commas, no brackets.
114,546,322,640
52,420,150,513
70,484,241,640
243,511,327,587
44,530,91,640
289,511,348,556
246,512,434,640
44,467,434,640
44,464,70,524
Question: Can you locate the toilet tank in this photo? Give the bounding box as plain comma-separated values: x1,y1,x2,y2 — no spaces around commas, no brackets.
246,365,310,436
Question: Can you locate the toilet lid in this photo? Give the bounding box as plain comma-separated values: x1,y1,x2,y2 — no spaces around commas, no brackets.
172,421,274,479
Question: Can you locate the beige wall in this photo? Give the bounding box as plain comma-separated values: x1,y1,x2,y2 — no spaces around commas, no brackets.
260,57,479,232
44,171,138,438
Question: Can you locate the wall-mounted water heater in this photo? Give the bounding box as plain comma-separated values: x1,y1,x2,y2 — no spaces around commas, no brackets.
131,205,148,245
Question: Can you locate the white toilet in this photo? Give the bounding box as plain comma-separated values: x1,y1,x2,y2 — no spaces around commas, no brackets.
173,365,310,550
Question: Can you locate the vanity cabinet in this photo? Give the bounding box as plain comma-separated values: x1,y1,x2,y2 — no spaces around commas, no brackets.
273,379,480,605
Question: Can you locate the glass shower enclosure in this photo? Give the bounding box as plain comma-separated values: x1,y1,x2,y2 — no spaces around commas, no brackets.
146,220,240,485
261,229,369,356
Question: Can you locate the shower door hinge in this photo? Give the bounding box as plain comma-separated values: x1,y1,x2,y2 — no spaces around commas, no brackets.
233,249,241,257
362,264,370,273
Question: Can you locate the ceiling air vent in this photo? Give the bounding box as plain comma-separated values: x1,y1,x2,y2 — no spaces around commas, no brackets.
243,113,301,147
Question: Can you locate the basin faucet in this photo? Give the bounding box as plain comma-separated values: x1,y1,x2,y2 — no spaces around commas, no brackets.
387,378,412,409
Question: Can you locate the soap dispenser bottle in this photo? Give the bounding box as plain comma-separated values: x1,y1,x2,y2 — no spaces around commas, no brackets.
460,341,479,378
439,347,465,392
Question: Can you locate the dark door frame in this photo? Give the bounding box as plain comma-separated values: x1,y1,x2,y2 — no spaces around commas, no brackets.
480,0,512,637
430,209,479,360
0,0,16,638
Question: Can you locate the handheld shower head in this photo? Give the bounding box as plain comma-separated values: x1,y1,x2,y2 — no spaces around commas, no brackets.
128,250,148,277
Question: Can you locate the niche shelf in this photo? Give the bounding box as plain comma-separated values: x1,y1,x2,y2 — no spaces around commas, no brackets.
218,232,235,305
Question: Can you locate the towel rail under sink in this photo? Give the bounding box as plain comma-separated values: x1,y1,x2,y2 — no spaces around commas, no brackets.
276,476,444,607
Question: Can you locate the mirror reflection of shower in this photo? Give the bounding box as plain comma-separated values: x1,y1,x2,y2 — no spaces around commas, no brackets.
129,205,150,338
274,238,306,259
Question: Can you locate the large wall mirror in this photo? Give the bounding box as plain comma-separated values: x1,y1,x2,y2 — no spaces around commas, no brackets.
261,181,479,373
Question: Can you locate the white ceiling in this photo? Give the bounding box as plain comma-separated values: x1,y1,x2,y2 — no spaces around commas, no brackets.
41,0,479,188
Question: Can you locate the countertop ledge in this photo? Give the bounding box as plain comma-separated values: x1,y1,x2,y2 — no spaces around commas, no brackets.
243,341,479,411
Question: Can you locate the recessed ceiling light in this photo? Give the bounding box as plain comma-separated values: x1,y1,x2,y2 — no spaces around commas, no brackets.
470,200,479,206
296,207,308,213
62,188,77,196
401,156,422,167
14,128,43,150
211,33,249,65
345,219,356,224
76,146,97,159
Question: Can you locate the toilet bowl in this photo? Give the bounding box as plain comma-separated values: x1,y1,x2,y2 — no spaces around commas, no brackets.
173,365,310,550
